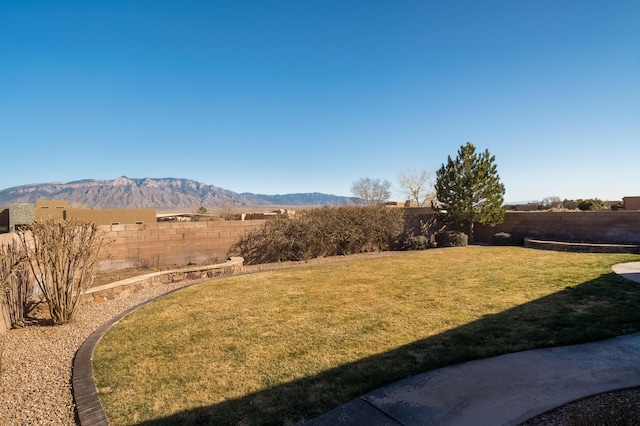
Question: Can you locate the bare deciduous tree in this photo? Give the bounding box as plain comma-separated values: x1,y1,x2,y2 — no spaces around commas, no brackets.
351,177,392,206
397,168,435,207
18,218,108,325
219,200,237,220
539,196,562,210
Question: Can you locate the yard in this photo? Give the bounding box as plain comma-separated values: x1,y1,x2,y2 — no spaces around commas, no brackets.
92,247,640,425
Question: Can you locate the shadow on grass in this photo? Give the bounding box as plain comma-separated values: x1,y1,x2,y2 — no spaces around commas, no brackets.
134,272,640,426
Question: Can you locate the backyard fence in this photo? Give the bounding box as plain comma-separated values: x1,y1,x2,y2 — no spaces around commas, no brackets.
2,210,640,334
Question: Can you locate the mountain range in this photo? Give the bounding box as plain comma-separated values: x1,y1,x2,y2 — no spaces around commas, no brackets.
0,177,361,210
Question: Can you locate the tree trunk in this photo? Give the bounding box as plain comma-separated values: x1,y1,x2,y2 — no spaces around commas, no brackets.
468,221,475,244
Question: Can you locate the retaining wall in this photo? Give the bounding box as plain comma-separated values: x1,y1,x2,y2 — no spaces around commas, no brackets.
82,257,244,304
524,238,640,254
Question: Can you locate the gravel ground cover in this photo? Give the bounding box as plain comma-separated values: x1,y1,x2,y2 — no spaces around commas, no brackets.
0,252,638,425
0,280,198,425
523,387,640,425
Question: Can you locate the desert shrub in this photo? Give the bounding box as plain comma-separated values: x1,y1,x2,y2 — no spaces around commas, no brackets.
610,201,624,211
492,232,514,246
435,230,468,248
230,206,405,264
577,198,605,211
0,240,33,328
399,235,431,251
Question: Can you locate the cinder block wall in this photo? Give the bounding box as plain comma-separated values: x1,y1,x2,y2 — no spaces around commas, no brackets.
403,211,640,244
99,219,265,270
474,211,640,244
3,212,639,334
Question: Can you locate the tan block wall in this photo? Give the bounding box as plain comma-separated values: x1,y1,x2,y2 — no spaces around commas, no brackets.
403,210,640,244
3,212,639,334
99,219,265,270
474,211,640,244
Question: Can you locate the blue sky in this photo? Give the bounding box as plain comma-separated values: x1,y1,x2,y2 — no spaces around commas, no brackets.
1,1,638,203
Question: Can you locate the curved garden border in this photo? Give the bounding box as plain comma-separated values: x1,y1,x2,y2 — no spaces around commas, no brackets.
73,257,243,426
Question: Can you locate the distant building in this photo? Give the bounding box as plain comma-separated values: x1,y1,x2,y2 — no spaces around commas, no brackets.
624,197,640,210
1,200,157,233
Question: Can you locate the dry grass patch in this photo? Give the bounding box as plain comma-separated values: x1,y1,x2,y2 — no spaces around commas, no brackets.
92,247,640,425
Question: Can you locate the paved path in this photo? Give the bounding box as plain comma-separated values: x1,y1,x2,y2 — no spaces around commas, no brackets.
306,262,640,426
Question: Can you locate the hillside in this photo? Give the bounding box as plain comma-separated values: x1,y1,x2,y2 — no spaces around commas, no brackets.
0,177,361,210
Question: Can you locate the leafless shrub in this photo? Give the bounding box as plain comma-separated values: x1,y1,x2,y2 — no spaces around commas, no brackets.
0,239,33,328
231,206,404,264
17,218,108,325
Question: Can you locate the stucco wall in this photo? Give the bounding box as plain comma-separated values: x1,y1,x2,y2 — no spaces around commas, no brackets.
34,200,68,220
67,208,157,225
624,197,640,210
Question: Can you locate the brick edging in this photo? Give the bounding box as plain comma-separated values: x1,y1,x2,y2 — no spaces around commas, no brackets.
73,258,244,425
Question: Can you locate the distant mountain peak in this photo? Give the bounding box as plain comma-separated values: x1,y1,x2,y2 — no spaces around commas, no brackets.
0,177,360,210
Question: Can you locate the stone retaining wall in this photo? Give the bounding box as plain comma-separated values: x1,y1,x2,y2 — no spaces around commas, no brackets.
80,257,244,304
524,238,640,254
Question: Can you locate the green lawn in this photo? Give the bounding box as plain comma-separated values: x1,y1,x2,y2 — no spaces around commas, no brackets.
92,247,640,425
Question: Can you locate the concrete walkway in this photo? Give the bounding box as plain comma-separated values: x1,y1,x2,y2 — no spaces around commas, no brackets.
306,262,640,426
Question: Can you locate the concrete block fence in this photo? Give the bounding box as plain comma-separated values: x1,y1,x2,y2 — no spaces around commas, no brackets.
0,221,262,333
99,219,265,271
3,210,640,333
474,211,640,244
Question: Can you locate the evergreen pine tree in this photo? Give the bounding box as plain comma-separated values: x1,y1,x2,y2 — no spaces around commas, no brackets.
433,142,506,243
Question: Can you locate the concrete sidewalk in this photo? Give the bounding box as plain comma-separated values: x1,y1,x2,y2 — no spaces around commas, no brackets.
306,262,640,426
